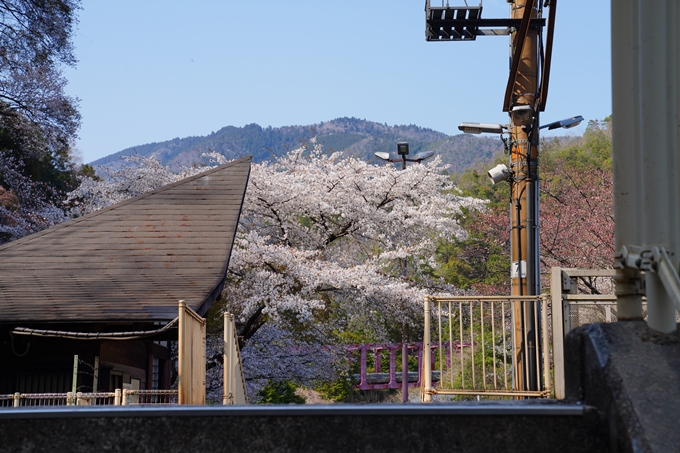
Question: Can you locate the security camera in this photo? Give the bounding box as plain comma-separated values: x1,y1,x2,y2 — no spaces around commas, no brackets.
488,163,511,185
511,105,534,127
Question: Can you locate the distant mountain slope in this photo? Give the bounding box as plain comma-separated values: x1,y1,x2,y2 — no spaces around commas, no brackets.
91,117,503,174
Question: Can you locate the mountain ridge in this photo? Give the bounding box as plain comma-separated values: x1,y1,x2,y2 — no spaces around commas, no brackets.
90,117,503,174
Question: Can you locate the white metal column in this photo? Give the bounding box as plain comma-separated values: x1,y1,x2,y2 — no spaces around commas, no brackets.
612,1,680,332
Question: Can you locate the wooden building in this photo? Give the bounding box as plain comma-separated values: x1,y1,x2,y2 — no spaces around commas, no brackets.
0,157,251,394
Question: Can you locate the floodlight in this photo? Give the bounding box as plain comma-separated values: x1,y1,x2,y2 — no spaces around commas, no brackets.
511,105,534,127
539,115,584,130
488,163,511,185
397,142,410,156
458,122,506,134
413,151,435,161
375,152,391,161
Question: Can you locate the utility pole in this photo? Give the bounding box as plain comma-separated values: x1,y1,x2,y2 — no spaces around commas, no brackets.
425,0,556,393
507,0,540,393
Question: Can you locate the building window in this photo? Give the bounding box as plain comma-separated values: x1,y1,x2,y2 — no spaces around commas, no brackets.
152,358,159,390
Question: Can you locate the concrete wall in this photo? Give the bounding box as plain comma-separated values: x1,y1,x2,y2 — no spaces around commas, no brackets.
0,403,606,453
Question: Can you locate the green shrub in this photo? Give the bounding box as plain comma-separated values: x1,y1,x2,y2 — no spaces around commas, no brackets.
256,380,306,404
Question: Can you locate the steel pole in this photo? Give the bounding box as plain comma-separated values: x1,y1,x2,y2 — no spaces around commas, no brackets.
611,0,645,321
611,1,680,332
638,1,680,333
399,155,408,402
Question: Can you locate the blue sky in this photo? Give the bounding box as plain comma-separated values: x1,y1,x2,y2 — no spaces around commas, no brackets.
64,1,612,164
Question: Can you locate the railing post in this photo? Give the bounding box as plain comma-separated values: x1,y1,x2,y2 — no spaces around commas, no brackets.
542,295,551,396
66,392,74,406
227,312,233,406
551,267,566,399
388,346,397,388
359,347,368,390
423,296,432,402
13,392,20,408
415,345,423,386
114,388,121,406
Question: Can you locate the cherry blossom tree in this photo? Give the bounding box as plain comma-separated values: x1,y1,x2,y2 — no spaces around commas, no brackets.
0,154,68,243
539,158,614,271
66,155,208,216
213,138,485,345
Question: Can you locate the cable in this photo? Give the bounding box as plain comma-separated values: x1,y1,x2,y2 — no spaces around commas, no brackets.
9,332,30,357
10,317,179,341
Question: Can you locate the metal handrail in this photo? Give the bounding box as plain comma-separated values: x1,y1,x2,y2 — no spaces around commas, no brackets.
422,294,551,401
1,390,178,407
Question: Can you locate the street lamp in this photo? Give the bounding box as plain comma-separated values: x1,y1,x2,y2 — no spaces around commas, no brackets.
539,115,584,130
458,122,507,135
374,141,435,170
459,115,583,135
459,115,584,186
375,141,435,403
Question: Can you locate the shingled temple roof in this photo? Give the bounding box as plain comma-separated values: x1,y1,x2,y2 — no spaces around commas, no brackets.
0,157,251,324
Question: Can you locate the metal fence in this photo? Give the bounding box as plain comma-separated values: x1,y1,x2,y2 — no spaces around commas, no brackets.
0,389,178,408
550,267,680,398
121,389,178,405
422,295,551,401
1,393,68,408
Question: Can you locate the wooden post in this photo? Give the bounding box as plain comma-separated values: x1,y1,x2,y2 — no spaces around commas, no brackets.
223,312,233,405
223,312,248,405
422,296,432,402
178,300,207,405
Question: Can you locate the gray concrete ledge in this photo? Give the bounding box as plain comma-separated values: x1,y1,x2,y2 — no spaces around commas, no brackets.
0,401,606,453
0,401,586,419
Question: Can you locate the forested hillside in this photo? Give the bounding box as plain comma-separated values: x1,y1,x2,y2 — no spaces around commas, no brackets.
91,117,503,175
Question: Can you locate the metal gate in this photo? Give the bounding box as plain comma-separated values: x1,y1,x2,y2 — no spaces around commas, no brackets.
421,295,551,401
